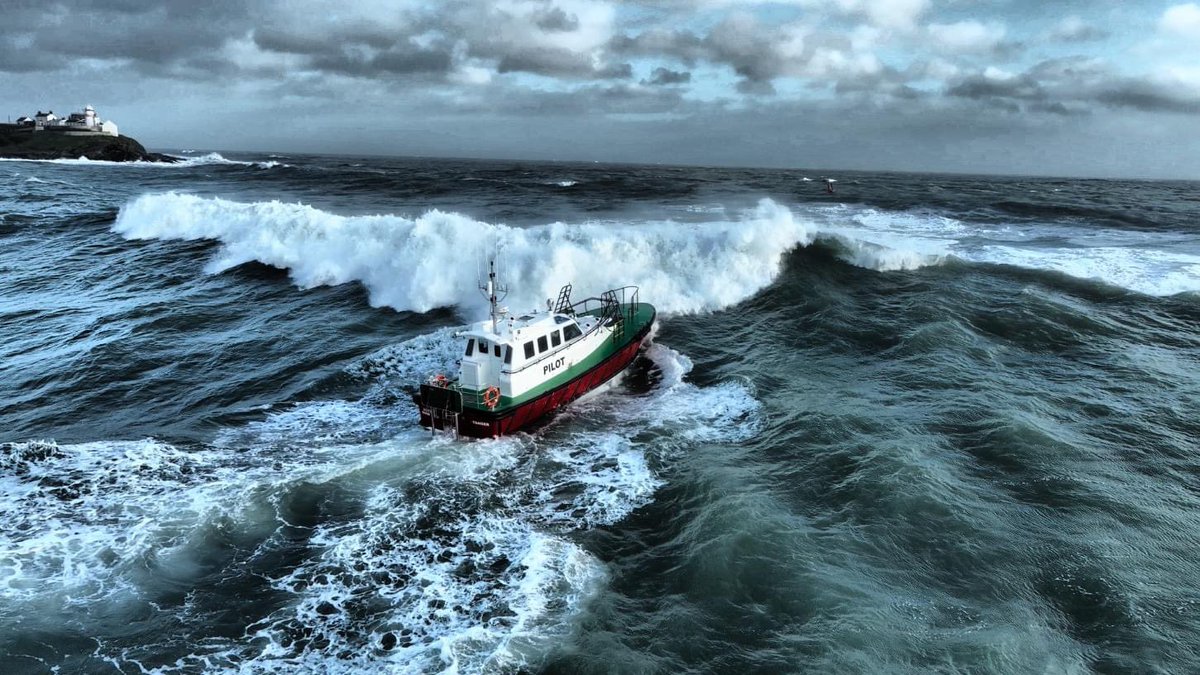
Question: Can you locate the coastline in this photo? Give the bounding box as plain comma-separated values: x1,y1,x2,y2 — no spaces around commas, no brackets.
0,126,179,163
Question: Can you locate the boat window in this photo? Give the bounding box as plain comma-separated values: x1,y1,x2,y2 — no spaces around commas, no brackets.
465,339,475,356
478,340,489,357
554,315,571,324
551,330,561,347
537,336,548,353
524,341,535,359
494,343,501,358
562,323,582,341
504,346,512,365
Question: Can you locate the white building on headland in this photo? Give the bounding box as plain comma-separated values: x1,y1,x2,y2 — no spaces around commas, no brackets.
25,105,118,137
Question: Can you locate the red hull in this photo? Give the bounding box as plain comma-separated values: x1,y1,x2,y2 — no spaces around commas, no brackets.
417,322,652,438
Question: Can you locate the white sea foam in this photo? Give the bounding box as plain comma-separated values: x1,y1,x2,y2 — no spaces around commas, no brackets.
113,194,816,315
819,230,948,272
213,483,605,675
634,343,764,444
167,152,286,169
213,399,398,449
968,245,1200,297
0,152,282,169
0,435,400,618
535,433,662,528
182,338,758,673
117,188,1200,306
0,439,246,609
2,324,767,673
348,326,465,386
808,204,1200,295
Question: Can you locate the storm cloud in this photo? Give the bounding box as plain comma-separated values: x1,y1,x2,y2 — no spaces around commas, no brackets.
1,0,1197,177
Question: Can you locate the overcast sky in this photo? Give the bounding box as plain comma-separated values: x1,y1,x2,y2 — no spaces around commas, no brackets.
2,0,1199,178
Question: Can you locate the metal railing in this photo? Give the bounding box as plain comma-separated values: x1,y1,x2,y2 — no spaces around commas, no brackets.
500,285,641,376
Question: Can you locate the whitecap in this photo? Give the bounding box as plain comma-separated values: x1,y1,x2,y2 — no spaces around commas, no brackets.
112,194,815,316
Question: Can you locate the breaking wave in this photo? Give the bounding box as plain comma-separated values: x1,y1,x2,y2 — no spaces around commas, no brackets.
111,193,1200,317
113,194,819,315
814,205,1200,296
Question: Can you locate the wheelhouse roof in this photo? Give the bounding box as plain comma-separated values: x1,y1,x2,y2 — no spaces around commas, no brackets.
460,310,578,345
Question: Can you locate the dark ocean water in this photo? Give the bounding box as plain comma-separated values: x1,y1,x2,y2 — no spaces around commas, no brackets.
1,152,1199,674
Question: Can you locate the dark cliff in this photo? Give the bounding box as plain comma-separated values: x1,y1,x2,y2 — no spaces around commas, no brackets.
0,126,179,162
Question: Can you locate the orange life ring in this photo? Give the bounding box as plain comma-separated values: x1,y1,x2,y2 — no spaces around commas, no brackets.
482,386,501,409
432,374,448,387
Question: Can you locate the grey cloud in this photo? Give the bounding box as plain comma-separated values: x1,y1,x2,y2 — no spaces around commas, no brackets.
535,7,579,32
591,83,685,113
834,75,922,101
1027,56,1109,82
990,40,1026,61
252,15,405,55
610,19,790,89
598,62,635,79
1027,101,1086,116
496,48,631,79
0,0,1196,179
1048,20,1109,43
642,67,690,86
736,79,776,95
706,16,786,83
435,80,686,117
372,47,455,75
611,19,902,95
945,58,1200,117
87,0,153,12
311,45,455,77
946,74,1044,101
253,28,344,56
2,0,625,82
609,29,708,66
250,1,636,81
1097,81,1200,114
1,0,248,71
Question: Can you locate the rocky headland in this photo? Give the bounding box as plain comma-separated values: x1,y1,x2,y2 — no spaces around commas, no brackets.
0,126,179,162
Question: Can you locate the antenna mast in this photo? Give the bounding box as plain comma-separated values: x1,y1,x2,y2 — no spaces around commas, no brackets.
479,257,508,333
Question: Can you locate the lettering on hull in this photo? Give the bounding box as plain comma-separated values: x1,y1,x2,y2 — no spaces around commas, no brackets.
543,356,566,376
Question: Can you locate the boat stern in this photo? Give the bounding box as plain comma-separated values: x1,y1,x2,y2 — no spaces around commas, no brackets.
415,383,463,433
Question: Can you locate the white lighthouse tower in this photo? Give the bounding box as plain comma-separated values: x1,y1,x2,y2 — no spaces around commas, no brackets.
84,105,96,129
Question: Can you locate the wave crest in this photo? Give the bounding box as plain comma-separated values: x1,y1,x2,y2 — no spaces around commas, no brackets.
114,194,824,315
113,190,1200,304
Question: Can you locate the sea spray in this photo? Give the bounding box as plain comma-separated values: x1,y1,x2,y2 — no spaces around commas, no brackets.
113,194,818,315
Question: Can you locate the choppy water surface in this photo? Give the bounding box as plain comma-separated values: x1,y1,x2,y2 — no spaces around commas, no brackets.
2,153,1199,673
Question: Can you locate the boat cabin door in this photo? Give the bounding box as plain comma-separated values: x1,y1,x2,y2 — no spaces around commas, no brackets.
462,337,502,390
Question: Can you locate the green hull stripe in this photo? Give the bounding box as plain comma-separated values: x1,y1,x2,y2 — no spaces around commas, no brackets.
460,303,655,412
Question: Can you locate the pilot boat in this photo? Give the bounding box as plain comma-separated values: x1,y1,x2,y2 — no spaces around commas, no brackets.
415,262,656,437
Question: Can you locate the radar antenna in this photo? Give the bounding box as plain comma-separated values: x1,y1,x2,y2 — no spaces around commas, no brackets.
479,257,508,333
